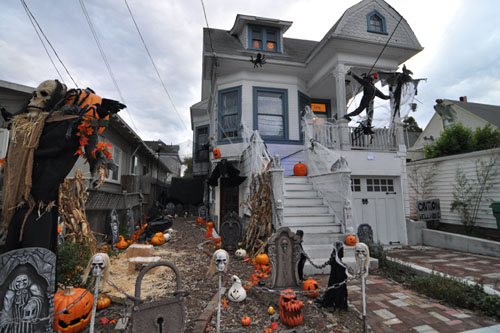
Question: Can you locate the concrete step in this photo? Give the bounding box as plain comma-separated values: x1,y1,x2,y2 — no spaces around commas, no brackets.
284,176,309,184
285,205,330,214
285,190,319,198
285,183,313,191
284,197,324,206
284,224,342,236
283,214,335,224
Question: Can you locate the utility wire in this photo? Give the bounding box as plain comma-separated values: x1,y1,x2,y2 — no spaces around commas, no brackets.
20,0,64,84
200,0,214,53
79,0,138,131
123,0,188,132
20,0,78,87
368,15,404,75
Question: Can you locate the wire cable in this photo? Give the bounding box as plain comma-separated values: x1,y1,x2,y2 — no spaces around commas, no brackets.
20,0,78,87
200,0,215,53
368,15,404,75
123,0,188,132
79,0,138,131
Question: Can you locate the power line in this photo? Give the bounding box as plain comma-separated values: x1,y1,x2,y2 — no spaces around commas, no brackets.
200,0,214,53
20,0,78,87
79,0,138,132
20,0,64,84
123,0,188,132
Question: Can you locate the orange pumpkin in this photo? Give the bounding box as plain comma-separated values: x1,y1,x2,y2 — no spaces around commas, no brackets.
268,306,276,315
213,147,221,159
345,234,357,246
241,316,251,326
255,253,269,265
97,294,111,310
303,278,320,298
206,221,214,228
54,287,93,333
293,162,307,176
115,235,128,249
197,217,204,224
151,232,166,245
264,328,273,333
279,289,303,327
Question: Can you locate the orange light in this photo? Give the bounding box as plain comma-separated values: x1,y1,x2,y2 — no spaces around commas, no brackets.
267,42,275,50
311,103,326,112
253,40,261,49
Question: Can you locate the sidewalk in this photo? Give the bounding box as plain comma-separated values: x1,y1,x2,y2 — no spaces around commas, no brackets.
313,246,500,332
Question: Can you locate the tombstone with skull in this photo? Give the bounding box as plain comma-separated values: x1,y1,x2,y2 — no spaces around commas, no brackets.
207,249,230,278
354,242,370,277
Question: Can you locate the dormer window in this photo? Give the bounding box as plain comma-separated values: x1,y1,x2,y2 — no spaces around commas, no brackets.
366,10,387,34
249,25,279,52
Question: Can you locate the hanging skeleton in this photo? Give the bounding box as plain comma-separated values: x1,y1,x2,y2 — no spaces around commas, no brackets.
1,79,125,253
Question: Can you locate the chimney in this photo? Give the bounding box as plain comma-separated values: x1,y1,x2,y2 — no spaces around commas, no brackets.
459,96,467,102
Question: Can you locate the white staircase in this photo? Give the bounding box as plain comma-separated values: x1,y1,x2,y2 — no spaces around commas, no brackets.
283,176,344,275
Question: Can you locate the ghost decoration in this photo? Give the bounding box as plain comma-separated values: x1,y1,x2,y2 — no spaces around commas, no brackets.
354,242,370,278
235,248,247,259
227,275,246,302
207,249,230,278
82,253,111,288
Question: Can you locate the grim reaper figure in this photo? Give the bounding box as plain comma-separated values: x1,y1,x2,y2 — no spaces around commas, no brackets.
317,241,349,311
1,79,125,252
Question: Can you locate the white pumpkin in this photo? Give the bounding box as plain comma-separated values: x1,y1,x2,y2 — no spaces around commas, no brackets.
235,248,246,259
227,275,246,302
163,233,171,242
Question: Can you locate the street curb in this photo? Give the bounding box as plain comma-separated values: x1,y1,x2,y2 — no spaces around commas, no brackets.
386,256,500,297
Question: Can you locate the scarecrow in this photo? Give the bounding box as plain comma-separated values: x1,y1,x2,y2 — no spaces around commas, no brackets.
317,241,350,310
344,71,390,122
1,79,125,253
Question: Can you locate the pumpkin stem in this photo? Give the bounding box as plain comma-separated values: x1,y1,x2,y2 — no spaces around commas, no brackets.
63,286,76,296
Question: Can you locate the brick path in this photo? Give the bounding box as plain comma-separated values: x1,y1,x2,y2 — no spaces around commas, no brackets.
387,247,500,293
313,246,500,332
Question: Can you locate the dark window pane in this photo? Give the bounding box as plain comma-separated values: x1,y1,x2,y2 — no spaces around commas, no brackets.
374,185,380,191
374,179,380,185
267,31,276,41
381,185,387,191
381,179,386,185
367,179,372,185
388,185,394,192
367,186,373,192
388,179,393,185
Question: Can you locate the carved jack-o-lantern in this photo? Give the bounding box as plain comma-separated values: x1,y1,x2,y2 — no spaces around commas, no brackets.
345,234,357,246
279,289,303,327
213,147,221,159
303,278,320,298
54,287,93,333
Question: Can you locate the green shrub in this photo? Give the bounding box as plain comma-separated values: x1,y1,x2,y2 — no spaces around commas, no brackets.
56,239,92,289
473,124,500,151
424,123,474,158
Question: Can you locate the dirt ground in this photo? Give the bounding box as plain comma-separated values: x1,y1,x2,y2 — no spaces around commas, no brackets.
87,217,363,332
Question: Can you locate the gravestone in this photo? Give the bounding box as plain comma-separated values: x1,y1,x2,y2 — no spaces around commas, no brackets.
0,248,56,332
268,227,302,289
110,209,120,250
198,205,208,220
166,202,175,216
357,224,373,245
220,212,241,254
175,203,184,216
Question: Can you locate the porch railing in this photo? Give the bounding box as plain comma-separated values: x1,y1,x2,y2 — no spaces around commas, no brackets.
349,127,397,151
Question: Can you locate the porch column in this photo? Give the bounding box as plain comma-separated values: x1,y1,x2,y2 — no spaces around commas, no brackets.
332,64,351,150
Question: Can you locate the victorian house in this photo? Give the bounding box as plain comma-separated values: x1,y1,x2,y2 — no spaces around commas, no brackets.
191,0,423,272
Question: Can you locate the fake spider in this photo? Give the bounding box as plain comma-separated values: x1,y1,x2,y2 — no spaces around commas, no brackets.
250,53,266,68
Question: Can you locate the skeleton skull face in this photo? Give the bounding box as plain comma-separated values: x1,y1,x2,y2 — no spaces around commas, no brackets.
14,274,29,290
27,80,66,116
214,250,228,272
91,254,106,276
355,243,368,261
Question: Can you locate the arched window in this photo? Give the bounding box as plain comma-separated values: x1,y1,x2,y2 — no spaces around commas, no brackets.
366,10,387,34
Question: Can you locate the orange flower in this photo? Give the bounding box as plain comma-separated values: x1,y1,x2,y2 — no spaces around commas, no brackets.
0,158,4,167
91,142,113,159
221,299,229,309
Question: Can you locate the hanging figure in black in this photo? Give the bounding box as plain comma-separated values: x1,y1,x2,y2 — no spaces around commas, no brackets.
344,71,390,122
317,241,350,311
296,230,307,281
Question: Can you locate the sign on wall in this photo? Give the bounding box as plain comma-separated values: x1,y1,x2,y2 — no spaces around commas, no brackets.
416,199,441,221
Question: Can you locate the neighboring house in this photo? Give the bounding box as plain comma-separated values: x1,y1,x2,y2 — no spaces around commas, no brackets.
191,0,423,271
409,97,500,160
145,140,182,182
0,79,170,236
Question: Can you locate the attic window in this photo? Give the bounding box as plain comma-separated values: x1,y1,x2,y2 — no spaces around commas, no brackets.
249,25,279,52
366,10,387,34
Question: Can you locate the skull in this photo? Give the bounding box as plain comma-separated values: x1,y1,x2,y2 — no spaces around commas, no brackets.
235,248,246,259
28,80,63,116
355,243,368,261
354,242,370,276
91,254,106,276
13,274,29,290
214,249,228,272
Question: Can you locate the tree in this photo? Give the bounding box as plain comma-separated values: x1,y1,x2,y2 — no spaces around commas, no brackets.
182,157,193,178
403,116,423,133
473,124,500,151
424,123,474,158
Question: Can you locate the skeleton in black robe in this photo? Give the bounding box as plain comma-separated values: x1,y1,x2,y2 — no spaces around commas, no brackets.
318,241,349,310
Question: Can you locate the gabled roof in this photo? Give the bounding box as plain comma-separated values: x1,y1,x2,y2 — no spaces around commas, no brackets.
229,14,292,35
443,100,500,128
203,28,317,63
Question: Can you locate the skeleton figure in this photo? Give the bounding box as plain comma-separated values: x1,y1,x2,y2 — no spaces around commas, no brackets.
207,249,230,278
0,273,44,332
110,209,119,250
317,241,349,311
354,242,370,277
27,79,67,118
82,253,111,288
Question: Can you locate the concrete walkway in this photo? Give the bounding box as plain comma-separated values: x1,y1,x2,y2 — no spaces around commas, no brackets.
313,246,500,332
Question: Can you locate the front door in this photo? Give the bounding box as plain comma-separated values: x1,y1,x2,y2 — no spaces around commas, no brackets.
351,177,402,244
220,178,239,220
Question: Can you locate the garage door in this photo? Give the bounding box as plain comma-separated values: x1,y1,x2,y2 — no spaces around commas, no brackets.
351,177,402,245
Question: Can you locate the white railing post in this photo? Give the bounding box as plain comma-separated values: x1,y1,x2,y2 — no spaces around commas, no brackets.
269,154,284,228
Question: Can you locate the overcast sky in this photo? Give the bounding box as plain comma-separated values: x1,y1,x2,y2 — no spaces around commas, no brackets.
1,0,499,157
